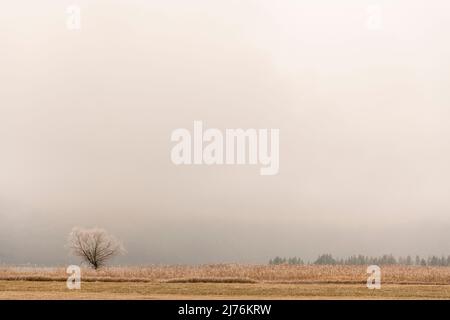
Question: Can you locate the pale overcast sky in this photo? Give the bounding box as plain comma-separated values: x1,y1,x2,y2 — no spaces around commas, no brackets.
1,0,450,265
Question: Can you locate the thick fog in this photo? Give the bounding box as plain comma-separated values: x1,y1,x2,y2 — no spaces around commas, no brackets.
1,0,450,265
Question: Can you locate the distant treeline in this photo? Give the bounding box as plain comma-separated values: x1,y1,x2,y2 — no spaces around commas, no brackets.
269,254,450,266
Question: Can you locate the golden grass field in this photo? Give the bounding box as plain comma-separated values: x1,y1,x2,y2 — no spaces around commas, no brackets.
0,265,449,299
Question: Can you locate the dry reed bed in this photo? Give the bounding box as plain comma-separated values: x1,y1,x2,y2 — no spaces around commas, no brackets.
0,265,449,285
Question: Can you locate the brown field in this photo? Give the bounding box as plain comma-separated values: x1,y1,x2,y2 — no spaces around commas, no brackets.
0,265,449,299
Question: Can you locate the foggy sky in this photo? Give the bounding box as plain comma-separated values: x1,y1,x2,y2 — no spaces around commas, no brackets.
1,0,450,265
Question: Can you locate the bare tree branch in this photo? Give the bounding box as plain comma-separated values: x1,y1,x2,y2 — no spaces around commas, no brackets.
68,227,125,270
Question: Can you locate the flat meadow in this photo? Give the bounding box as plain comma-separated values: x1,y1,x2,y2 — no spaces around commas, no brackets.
0,264,449,299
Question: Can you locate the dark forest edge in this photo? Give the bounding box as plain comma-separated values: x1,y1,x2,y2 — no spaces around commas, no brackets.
269,254,450,266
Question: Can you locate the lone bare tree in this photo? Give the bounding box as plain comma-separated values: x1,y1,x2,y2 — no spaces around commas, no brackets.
68,227,125,269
